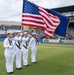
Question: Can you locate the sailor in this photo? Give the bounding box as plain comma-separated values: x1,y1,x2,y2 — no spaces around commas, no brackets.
22,32,29,66
14,30,22,70
29,32,38,63
4,30,15,74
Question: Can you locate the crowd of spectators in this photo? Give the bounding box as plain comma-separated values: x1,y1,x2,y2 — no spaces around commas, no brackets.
65,31,74,40
32,28,74,40
0,28,74,40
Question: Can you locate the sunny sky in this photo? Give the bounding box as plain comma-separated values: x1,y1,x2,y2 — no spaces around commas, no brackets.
0,0,74,22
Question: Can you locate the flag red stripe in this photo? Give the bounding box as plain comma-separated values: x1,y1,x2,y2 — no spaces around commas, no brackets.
22,14,43,20
39,8,59,26
22,19,44,25
45,30,54,37
39,7,59,20
40,13,57,28
22,23,44,29
50,17,60,23
44,33,53,39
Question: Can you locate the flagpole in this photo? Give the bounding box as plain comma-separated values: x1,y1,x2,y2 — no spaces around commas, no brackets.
21,24,22,32
21,0,26,32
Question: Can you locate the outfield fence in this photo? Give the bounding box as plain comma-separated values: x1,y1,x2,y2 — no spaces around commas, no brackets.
43,39,74,44
0,38,74,44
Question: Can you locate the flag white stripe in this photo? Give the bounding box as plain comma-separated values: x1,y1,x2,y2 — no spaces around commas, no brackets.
40,16,56,29
22,22,45,27
22,17,44,23
45,30,53,37
46,27,55,32
50,16,60,22
39,7,59,21
40,11,59,25
22,13,42,18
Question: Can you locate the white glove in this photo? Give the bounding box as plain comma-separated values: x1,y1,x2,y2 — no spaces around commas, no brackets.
9,46,12,48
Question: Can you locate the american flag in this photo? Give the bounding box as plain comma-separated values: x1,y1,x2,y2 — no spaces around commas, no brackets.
22,0,60,38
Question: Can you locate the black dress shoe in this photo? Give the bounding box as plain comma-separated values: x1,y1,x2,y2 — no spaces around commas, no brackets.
24,64,29,67
32,62,37,64
16,68,22,70
7,72,13,74
11,72,13,73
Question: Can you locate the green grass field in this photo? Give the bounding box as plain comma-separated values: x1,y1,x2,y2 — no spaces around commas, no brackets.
0,41,74,75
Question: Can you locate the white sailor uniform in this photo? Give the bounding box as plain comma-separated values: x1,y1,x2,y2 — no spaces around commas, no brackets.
4,37,15,73
14,36,22,69
22,36,29,66
29,37,37,63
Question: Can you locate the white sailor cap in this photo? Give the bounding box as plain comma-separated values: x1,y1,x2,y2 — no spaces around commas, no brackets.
7,30,13,34
32,32,36,35
23,32,28,34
